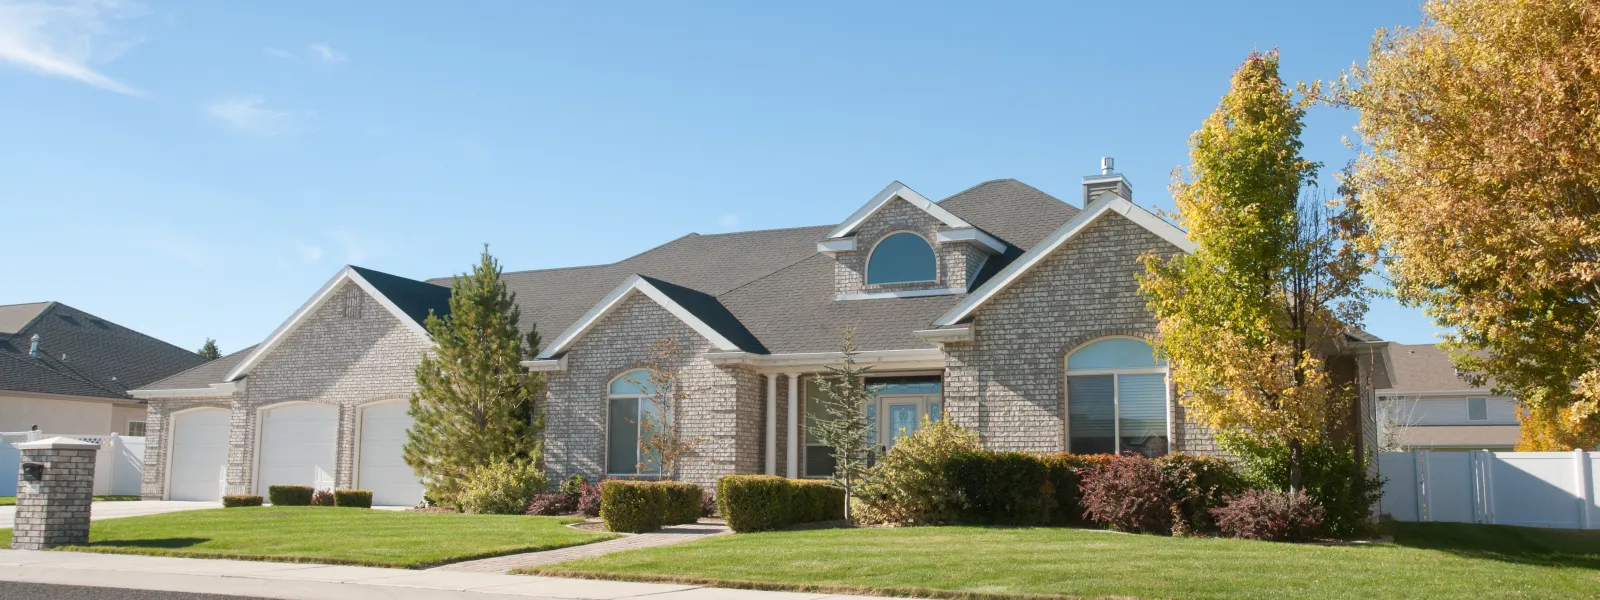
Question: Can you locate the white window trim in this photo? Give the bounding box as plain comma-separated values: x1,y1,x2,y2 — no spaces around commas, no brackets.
605,370,666,478
125,420,147,436
865,230,940,286
1063,337,1171,456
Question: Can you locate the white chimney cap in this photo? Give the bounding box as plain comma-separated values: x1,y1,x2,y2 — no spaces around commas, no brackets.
1101,157,1115,175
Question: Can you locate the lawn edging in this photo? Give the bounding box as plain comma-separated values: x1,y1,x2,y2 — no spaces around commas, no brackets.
515,568,1074,600
52,539,616,570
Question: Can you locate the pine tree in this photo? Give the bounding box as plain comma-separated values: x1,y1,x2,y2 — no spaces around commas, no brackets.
197,339,221,360
405,247,545,507
810,328,876,521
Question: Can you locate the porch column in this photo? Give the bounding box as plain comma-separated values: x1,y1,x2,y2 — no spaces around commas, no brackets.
765,374,778,475
786,373,801,478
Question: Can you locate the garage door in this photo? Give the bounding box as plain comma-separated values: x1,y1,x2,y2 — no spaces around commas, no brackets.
256,403,337,496
358,402,425,506
169,408,229,502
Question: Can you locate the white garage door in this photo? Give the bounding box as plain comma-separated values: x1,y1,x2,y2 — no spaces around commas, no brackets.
358,402,425,506
169,408,229,502
256,403,337,496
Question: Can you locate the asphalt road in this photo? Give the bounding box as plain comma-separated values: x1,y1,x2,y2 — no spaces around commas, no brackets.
0,582,265,599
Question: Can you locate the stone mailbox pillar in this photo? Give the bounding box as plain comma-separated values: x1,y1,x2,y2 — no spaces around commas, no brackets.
12,437,100,550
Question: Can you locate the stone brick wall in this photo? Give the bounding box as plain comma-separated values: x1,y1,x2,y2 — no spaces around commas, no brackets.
833,198,983,296
141,396,233,500
544,292,756,489
12,444,97,549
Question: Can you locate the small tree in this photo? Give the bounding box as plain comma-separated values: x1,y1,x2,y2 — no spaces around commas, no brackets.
628,336,702,479
810,328,877,521
197,339,220,360
405,247,545,508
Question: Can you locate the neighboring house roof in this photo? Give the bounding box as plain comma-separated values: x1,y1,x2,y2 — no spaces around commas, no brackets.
1382,343,1494,394
0,302,207,400
135,345,258,392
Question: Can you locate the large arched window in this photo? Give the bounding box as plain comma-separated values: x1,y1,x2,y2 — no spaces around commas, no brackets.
866,232,937,285
606,369,665,476
1065,338,1169,457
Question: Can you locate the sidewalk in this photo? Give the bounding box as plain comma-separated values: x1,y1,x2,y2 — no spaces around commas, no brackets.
0,549,878,600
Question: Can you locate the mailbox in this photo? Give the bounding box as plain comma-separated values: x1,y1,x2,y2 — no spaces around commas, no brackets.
21,461,43,482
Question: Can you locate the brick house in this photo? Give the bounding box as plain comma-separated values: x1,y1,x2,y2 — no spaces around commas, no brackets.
131,161,1389,503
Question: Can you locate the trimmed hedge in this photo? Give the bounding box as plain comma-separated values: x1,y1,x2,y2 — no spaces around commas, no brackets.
268,485,314,506
222,494,263,508
601,480,667,533
947,451,1055,525
717,475,844,533
334,489,373,508
660,482,703,525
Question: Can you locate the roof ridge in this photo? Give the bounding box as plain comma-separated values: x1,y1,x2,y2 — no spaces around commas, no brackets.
676,223,833,239
936,178,1020,203
39,302,200,361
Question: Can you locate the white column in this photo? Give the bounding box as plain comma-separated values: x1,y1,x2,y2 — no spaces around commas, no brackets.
786,373,800,478
765,374,778,475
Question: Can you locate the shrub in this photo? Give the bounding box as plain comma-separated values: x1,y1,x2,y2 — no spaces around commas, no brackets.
577,481,602,517
1079,454,1173,534
788,479,846,523
660,481,703,525
1156,453,1246,535
222,494,263,508
310,489,335,507
858,418,983,525
559,475,587,501
600,480,667,532
457,459,547,515
718,475,792,532
527,491,576,516
268,485,313,506
1223,437,1383,538
1040,453,1116,525
334,489,373,508
1211,489,1325,541
700,491,717,517
945,451,1055,525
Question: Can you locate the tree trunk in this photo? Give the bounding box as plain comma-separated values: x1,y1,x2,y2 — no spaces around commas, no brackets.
1288,439,1305,493
843,489,852,522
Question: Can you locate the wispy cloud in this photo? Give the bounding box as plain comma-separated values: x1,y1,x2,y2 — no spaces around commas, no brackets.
0,0,146,95
293,241,323,262
205,95,298,136
264,47,293,60
307,42,345,63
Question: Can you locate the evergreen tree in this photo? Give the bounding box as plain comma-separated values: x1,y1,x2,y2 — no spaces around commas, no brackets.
405,247,545,507
196,339,221,360
810,328,876,521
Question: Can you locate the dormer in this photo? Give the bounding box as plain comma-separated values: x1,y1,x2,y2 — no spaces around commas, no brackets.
818,182,1004,300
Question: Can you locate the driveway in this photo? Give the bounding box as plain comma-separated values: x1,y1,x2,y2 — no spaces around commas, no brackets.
0,501,218,529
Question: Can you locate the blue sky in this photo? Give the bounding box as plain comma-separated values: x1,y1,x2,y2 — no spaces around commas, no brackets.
0,0,1436,355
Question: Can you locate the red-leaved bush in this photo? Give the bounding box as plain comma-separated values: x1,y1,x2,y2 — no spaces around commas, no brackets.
1078,454,1172,534
526,491,576,516
1210,489,1324,541
310,488,335,507
577,481,603,517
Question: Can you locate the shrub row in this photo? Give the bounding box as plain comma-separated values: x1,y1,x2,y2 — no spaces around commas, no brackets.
222,494,262,508
599,480,704,533
716,475,844,532
267,485,313,506
264,485,373,508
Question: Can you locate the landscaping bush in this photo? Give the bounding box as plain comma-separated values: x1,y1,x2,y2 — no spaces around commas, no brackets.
577,481,602,517
310,489,335,506
947,451,1054,525
660,481,704,525
788,479,846,523
1211,488,1325,541
600,480,667,532
559,475,588,501
526,491,576,516
1223,437,1383,538
1156,453,1246,535
858,418,983,525
1079,454,1173,534
457,459,547,515
700,490,717,517
222,494,263,508
1040,453,1117,525
334,489,373,508
268,485,313,506
718,475,791,532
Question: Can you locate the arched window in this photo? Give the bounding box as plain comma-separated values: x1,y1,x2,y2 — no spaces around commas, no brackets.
606,369,665,476
1065,338,1169,457
866,232,937,285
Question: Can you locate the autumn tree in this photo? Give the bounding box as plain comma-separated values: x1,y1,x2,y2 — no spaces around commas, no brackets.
1141,51,1369,491
1335,0,1600,449
627,336,702,479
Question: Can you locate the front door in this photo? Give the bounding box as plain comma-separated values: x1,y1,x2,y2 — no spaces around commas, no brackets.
875,395,941,450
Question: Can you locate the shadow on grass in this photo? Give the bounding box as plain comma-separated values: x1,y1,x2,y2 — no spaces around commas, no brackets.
1385,522,1600,570
88,537,210,549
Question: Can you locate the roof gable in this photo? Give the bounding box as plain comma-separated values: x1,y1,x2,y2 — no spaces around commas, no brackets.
825,181,970,240
537,275,760,359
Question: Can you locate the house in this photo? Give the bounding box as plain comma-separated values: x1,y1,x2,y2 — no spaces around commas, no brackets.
131,160,1389,505
1377,343,1521,451
0,301,208,436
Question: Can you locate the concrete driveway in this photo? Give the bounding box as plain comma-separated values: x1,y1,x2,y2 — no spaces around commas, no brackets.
0,501,219,529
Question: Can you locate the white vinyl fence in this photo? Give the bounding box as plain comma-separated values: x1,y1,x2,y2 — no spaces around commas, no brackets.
0,431,144,497
1378,450,1598,530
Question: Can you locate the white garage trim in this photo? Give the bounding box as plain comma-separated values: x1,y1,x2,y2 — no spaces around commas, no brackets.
251,401,339,496
164,406,230,502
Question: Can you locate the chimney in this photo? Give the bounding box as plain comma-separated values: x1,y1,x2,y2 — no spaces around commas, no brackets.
28,334,39,358
1082,156,1133,206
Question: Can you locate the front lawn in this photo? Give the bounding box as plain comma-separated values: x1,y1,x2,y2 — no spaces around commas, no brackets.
0,506,615,568
524,522,1600,600
0,495,138,506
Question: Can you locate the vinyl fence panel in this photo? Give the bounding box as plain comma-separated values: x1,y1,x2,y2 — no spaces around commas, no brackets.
1379,450,1596,530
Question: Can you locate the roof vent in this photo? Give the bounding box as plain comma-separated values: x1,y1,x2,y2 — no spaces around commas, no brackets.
28,334,39,358
1082,157,1133,206
1101,157,1115,175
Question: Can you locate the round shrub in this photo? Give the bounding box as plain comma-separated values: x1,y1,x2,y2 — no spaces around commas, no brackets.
526,491,576,516
1079,454,1172,534
333,489,373,508
310,489,335,507
1211,489,1325,542
858,418,982,525
577,481,603,517
222,494,263,508
1156,453,1245,535
600,480,667,532
267,485,313,506
457,459,547,515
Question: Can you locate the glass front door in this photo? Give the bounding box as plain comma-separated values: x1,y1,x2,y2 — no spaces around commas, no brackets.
876,395,938,450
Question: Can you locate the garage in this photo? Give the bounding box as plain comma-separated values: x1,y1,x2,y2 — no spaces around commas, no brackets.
168,408,229,502
255,403,337,496
358,401,425,506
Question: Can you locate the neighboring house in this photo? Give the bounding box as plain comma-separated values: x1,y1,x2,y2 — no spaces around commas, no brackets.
132,160,1390,505
0,301,208,436
1377,343,1520,451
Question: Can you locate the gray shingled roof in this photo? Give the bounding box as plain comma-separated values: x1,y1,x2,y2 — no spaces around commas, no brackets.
0,302,208,399
1384,343,1493,393
135,344,259,392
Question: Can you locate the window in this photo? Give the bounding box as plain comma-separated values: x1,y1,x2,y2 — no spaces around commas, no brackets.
866,232,936,285
1066,338,1169,457
804,375,943,477
1467,397,1488,422
606,369,665,476
126,421,146,437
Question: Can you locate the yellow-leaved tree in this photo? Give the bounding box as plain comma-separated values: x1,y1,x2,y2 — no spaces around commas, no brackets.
1336,0,1600,450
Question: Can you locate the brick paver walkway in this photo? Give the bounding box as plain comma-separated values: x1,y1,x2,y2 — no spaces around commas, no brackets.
434,521,730,573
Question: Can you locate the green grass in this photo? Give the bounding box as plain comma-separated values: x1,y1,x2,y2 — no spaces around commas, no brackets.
0,506,616,569
523,523,1600,600
0,495,137,506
